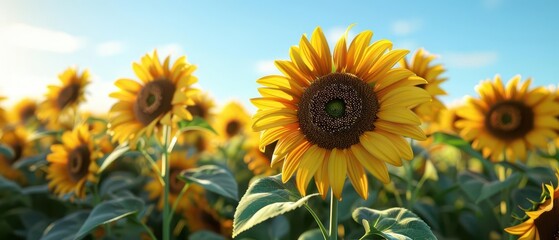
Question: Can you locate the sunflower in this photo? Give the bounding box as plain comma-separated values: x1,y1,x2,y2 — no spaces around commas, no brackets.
38,67,90,127
214,101,251,143
505,170,559,240
0,126,33,183
243,132,279,176
251,26,430,199
177,91,216,153
144,151,203,213
46,124,100,198
109,50,198,145
184,196,233,238
455,75,559,162
9,98,38,125
400,48,447,122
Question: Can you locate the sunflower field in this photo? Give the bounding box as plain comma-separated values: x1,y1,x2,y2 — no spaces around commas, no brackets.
0,25,558,240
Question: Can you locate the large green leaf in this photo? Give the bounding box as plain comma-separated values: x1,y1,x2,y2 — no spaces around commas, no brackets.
41,211,89,240
0,144,15,160
179,165,238,200
458,171,522,203
298,229,324,240
352,207,436,240
232,174,319,238
97,144,130,173
74,197,144,239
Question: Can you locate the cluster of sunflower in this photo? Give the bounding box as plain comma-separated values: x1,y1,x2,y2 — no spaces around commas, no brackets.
1,25,558,240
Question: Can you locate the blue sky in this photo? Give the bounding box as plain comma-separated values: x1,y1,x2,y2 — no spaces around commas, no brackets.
0,0,557,113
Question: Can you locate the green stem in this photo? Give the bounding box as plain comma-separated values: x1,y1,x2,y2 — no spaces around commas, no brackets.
329,192,339,240
137,218,157,240
303,204,328,240
162,125,172,240
141,150,164,186
170,183,190,222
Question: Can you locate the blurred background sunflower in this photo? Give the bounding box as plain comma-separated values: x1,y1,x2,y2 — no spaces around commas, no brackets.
456,75,559,162
177,91,216,154
37,67,90,128
8,98,39,126
144,151,203,213
214,101,252,144
108,51,199,145
46,124,100,198
184,196,233,238
400,48,447,122
252,26,430,199
0,126,34,184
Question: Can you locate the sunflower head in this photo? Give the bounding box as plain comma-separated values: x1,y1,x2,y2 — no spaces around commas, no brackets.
214,101,251,143
109,50,199,145
184,196,233,238
177,91,216,153
46,124,100,198
505,170,559,240
251,26,430,200
38,67,90,127
144,151,203,213
456,75,559,162
243,132,279,176
0,126,32,184
400,48,447,122
9,98,38,125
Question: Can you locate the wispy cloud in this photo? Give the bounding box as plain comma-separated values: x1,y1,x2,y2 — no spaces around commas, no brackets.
391,20,422,36
0,23,83,53
255,60,279,75
156,43,185,58
326,26,356,47
442,51,498,68
96,41,124,57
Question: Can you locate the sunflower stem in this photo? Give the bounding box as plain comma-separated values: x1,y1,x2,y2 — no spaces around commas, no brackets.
170,183,190,223
329,191,339,240
162,125,172,240
303,204,328,240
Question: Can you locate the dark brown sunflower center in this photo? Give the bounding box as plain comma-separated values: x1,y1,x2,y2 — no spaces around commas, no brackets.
187,105,206,118
298,72,379,149
535,198,559,240
226,120,241,137
169,167,186,194
56,84,80,109
485,101,533,140
133,79,176,126
20,105,36,122
67,145,91,182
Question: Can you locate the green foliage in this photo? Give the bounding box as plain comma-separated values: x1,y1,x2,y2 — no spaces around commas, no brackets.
0,144,15,160
179,164,239,200
459,171,522,203
98,144,130,173
177,116,217,135
74,197,144,239
232,174,319,238
352,207,437,240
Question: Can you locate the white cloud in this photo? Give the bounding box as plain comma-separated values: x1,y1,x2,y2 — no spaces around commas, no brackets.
392,20,422,36
255,60,279,75
82,75,117,114
394,40,418,51
96,41,124,57
156,43,185,59
442,51,498,68
326,26,356,47
0,23,83,53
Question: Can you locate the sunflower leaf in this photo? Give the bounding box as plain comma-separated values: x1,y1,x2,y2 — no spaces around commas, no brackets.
0,143,15,160
178,165,238,200
41,211,89,240
178,116,217,135
28,130,63,141
74,197,144,239
97,144,130,174
232,174,319,238
298,228,324,240
352,207,437,240
458,171,522,204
